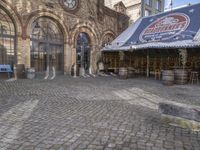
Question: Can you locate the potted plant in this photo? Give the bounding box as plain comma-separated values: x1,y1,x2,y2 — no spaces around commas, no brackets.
174,49,188,85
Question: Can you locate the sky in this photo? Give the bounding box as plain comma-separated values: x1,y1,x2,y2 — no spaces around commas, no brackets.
165,0,200,9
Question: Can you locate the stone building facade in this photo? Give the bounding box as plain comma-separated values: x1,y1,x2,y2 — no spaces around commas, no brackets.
0,0,129,75
105,0,165,23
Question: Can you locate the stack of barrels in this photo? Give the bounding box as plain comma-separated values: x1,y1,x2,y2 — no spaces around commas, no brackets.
162,70,174,85
162,69,188,85
174,69,188,85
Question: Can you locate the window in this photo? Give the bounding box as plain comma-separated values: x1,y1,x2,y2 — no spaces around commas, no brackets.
145,9,151,16
76,33,91,72
155,0,162,10
145,0,151,6
31,17,64,72
0,7,16,66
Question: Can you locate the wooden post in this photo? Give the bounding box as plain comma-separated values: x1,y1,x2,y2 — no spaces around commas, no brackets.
167,56,170,69
114,54,117,73
147,50,150,77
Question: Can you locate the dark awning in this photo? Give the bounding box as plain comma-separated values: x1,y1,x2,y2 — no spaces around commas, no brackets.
103,3,200,51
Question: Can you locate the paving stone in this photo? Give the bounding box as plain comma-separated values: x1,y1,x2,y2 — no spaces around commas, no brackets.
0,76,199,150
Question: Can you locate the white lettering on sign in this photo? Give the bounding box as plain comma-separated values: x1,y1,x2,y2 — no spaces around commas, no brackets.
139,13,190,42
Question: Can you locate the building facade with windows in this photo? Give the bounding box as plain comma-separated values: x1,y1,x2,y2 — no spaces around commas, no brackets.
0,0,129,75
105,0,165,23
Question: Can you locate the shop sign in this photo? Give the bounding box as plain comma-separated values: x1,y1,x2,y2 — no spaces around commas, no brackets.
139,13,190,42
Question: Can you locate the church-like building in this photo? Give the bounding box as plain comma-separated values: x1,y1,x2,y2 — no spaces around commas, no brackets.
0,0,129,75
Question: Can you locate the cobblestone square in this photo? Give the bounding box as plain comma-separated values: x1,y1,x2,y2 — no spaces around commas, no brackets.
0,76,200,150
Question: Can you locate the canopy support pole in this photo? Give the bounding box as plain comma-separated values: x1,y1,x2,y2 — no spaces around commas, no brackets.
147,50,150,77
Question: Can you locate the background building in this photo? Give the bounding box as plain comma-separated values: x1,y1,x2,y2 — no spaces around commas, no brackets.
0,0,129,75
105,0,165,23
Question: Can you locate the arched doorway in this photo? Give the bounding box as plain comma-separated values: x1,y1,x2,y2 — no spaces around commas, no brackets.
76,32,91,74
30,17,64,73
0,7,16,66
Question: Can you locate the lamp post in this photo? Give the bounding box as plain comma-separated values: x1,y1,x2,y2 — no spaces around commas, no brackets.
170,0,173,11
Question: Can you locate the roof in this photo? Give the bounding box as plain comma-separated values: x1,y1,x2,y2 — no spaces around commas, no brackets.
114,1,126,8
103,3,200,51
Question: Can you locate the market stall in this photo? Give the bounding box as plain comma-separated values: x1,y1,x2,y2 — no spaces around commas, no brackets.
102,3,200,84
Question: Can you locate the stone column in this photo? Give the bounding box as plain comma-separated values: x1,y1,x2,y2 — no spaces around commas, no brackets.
64,44,74,74
16,36,31,68
90,45,98,74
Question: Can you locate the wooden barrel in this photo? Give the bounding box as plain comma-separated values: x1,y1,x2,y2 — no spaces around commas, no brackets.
119,67,128,79
16,64,26,79
162,70,174,85
27,68,35,79
128,67,134,78
174,69,188,85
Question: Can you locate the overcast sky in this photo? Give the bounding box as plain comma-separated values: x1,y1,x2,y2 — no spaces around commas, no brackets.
165,0,200,9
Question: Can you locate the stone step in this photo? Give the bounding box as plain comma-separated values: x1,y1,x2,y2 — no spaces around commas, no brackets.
159,101,200,130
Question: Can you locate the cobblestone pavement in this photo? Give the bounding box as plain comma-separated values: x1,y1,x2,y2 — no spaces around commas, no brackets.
0,76,200,150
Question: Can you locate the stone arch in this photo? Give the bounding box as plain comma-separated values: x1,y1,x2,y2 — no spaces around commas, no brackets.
0,0,22,35
101,30,116,47
71,22,100,74
0,1,23,65
29,17,65,72
71,22,99,48
24,11,70,70
26,11,69,43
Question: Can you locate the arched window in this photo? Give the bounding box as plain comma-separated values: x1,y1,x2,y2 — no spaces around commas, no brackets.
0,7,16,66
102,33,115,47
76,32,91,72
30,17,64,72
